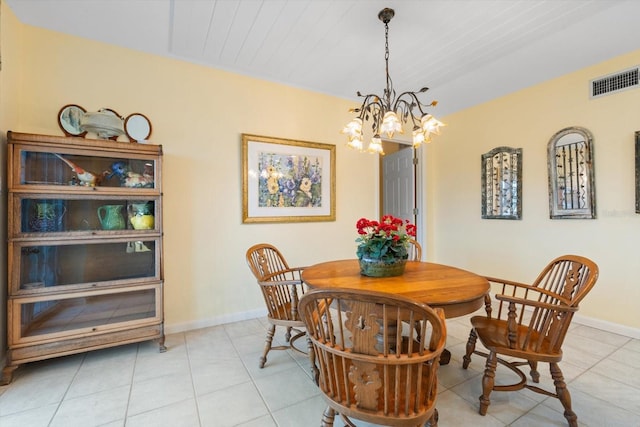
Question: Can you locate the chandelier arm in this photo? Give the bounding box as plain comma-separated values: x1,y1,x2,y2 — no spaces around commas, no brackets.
393,91,433,115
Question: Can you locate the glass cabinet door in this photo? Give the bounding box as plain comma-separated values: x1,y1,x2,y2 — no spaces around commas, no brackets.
11,238,161,294
11,284,162,344
15,197,158,234
14,147,157,189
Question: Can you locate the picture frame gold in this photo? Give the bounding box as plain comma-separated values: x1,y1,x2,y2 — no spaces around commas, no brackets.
242,134,336,223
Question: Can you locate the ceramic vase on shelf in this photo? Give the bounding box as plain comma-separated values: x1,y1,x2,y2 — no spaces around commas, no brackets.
97,204,125,230
358,256,407,277
127,202,154,230
29,201,66,232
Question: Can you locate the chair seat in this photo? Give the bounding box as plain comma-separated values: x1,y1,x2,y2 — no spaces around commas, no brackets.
470,316,563,363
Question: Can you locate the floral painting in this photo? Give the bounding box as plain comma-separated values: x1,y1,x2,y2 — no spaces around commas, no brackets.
258,152,323,208
243,134,335,223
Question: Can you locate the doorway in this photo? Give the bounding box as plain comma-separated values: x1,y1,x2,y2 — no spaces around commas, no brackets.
381,141,423,247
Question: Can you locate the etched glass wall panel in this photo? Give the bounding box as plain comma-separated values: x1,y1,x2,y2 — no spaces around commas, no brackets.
547,127,595,219
481,146,522,219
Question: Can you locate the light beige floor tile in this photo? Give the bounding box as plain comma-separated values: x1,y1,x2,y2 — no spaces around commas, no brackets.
235,414,277,427
197,381,269,427
433,390,504,427
570,325,631,347
589,356,640,389
185,328,239,361
271,395,326,427
608,345,640,365
0,371,73,416
49,385,130,427
190,357,252,396
450,375,539,425
437,360,483,389
230,332,273,356
558,370,640,415
622,338,640,353
127,373,195,416
0,402,57,427
240,348,299,380
126,397,200,427
97,420,125,427
509,403,569,427
66,355,135,399
224,319,268,338
133,348,191,383
253,366,320,412
540,388,640,427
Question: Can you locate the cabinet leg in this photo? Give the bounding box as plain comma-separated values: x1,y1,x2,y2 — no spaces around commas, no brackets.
1,365,20,385
158,335,167,353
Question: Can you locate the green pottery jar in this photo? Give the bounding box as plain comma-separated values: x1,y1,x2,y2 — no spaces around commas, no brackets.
358,257,407,277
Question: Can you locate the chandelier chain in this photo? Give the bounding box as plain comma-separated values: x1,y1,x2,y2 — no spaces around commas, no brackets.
384,21,392,107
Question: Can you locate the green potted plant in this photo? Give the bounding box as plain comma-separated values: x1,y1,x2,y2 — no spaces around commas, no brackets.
355,215,416,277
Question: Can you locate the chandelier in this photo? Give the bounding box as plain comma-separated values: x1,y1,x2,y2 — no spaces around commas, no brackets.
342,8,445,155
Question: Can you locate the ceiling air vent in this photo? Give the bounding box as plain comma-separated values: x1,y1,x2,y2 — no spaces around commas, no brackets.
590,66,639,98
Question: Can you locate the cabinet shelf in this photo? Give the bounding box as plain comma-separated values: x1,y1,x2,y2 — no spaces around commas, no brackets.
3,131,165,385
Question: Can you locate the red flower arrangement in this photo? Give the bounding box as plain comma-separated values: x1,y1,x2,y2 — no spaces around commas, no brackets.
355,215,416,262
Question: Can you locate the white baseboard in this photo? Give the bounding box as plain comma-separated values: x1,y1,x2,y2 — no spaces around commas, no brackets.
164,308,268,335
573,313,640,339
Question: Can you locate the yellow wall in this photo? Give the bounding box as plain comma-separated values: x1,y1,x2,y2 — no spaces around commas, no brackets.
427,50,640,331
1,12,380,340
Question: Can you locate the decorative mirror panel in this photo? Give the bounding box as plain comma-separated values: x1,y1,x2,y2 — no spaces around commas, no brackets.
481,146,522,219
547,126,595,219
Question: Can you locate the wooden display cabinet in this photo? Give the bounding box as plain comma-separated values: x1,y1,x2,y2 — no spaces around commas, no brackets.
2,131,165,384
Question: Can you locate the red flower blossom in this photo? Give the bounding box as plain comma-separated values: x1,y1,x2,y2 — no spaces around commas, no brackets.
355,215,417,262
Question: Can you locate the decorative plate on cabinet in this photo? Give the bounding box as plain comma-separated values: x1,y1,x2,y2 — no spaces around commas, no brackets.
58,104,87,137
125,113,152,142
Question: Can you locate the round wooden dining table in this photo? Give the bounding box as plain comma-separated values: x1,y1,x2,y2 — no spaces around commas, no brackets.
302,259,490,364
302,259,490,318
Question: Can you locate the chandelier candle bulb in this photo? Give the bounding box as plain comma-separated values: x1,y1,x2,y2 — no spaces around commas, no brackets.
344,7,445,153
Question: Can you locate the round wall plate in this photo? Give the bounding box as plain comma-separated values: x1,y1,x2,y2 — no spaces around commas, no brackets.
58,104,87,137
125,113,152,142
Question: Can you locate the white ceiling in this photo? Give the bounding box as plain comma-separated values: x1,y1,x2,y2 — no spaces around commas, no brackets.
6,0,640,116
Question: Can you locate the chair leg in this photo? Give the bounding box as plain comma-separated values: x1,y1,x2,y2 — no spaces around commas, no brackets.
528,360,540,383
285,326,292,342
321,406,335,427
550,362,578,427
479,351,497,415
260,324,276,368
307,336,319,385
462,328,477,369
424,408,438,427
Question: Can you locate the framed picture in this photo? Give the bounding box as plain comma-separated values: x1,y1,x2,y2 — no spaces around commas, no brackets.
242,134,336,223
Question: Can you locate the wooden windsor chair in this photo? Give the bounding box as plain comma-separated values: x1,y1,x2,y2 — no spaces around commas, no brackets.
407,238,422,261
300,288,447,427
462,255,599,427
245,243,315,377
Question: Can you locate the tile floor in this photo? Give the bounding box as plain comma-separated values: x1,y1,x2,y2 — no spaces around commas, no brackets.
1,314,639,427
